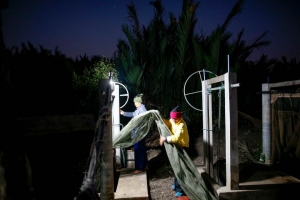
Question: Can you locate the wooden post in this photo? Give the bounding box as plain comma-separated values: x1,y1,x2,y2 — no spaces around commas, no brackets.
203,73,240,189
224,73,239,190
202,81,210,173
262,83,271,164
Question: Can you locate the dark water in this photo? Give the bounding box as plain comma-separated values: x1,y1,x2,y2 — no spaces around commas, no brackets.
25,131,94,200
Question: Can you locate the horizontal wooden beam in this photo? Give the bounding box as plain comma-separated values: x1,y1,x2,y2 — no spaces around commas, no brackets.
268,79,300,88
205,74,225,85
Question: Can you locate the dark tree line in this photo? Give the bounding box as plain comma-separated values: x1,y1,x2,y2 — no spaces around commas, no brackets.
1,0,299,121
114,0,299,123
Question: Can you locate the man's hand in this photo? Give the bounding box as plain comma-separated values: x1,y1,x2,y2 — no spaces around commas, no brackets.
160,136,166,146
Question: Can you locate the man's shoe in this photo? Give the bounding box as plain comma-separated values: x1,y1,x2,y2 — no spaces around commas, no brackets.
175,192,183,197
171,185,175,190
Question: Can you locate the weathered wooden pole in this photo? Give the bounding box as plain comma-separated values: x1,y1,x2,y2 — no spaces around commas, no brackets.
262,83,271,164
99,73,115,200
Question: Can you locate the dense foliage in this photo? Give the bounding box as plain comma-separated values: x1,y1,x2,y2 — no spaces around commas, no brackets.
2,0,299,123
114,0,271,123
72,58,118,117
114,0,299,126
5,43,75,116
4,42,117,117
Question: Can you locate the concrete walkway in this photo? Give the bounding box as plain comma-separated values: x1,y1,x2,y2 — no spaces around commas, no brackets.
114,168,148,200
114,164,300,200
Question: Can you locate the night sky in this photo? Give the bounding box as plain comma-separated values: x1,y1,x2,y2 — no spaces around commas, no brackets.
2,0,300,61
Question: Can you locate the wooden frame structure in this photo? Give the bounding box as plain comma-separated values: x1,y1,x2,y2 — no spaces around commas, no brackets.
262,79,300,164
202,72,240,190
200,76,300,199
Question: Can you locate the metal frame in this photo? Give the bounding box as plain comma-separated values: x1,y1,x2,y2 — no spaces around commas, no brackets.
202,72,240,190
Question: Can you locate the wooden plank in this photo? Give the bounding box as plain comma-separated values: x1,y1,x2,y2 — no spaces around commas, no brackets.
225,73,239,190
208,85,214,176
268,79,300,89
205,74,225,85
114,168,148,200
262,83,271,164
202,81,210,173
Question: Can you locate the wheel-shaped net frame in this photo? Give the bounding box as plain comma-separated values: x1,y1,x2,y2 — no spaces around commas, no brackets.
183,70,217,111
114,82,129,109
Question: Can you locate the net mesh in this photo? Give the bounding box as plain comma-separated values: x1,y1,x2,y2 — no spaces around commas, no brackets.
271,95,300,163
113,110,217,200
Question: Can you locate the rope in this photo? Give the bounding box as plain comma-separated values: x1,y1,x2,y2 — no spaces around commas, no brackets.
76,73,113,200
204,82,224,184
89,109,111,156
215,84,223,184
217,86,222,154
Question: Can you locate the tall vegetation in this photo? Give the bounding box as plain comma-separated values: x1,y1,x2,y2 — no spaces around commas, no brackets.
5,42,117,117
72,57,118,117
237,54,300,118
3,0,299,122
114,0,271,123
5,42,75,116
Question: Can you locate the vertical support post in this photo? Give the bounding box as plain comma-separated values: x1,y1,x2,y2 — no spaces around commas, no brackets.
208,86,214,176
224,73,239,190
227,55,230,73
99,75,115,200
112,84,121,169
202,81,214,176
112,84,120,139
262,83,271,164
202,81,209,173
